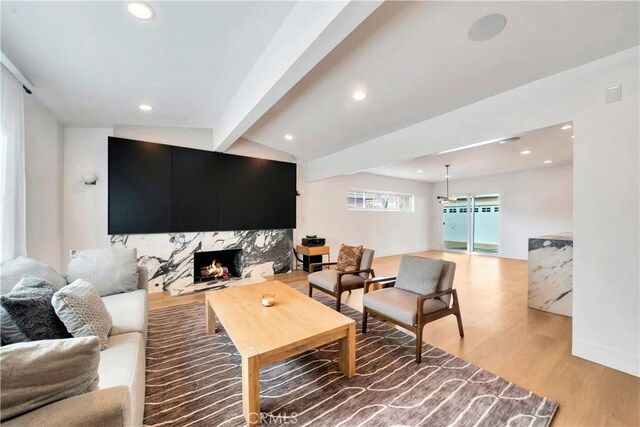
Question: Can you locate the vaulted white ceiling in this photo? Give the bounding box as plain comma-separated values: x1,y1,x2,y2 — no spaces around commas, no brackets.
1,1,295,127
244,1,639,161
366,123,574,183
2,0,638,167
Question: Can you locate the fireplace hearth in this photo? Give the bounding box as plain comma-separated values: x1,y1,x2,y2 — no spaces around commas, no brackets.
194,249,243,283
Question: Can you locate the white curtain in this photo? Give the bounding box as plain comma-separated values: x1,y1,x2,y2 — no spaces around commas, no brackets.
0,64,26,264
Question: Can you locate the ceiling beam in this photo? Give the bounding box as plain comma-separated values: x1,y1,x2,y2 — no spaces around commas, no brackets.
212,0,383,152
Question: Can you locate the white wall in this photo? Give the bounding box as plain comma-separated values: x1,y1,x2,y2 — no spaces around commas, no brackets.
296,170,431,258
430,165,573,260
63,128,112,259
113,125,213,151
23,96,65,271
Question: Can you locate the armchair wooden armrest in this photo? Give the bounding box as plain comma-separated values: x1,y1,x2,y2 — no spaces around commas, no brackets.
309,262,337,273
417,288,456,303
336,268,374,277
363,276,397,294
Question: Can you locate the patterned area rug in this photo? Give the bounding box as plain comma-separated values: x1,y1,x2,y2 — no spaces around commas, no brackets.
144,287,558,426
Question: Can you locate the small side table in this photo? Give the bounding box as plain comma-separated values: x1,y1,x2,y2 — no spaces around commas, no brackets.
296,245,331,272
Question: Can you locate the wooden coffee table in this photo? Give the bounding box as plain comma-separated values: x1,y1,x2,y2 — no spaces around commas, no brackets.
205,280,356,426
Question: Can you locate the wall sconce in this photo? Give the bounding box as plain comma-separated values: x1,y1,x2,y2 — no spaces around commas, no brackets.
83,174,98,185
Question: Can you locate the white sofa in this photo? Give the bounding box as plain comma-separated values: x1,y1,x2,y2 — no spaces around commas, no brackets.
2,266,149,427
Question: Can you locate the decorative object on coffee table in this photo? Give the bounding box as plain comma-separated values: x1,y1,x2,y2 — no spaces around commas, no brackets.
261,294,275,307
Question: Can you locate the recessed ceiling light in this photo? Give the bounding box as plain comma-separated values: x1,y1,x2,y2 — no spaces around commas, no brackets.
139,104,153,111
543,160,553,164
352,91,367,101
571,135,575,139
417,170,423,173
561,124,572,130
128,1,155,20
445,174,450,178
284,134,294,141
468,14,507,42
521,150,531,155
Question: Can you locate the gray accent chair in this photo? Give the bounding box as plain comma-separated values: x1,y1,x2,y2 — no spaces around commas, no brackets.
362,257,463,363
307,248,375,312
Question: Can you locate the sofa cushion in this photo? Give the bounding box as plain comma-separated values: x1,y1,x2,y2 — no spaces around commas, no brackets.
0,257,66,295
395,255,443,296
308,269,364,292
66,248,139,297
0,276,71,342
363,287,447,326
0,336,100,421
336,244,363,272
52,280,113,350
101,289,148,338
99,332,145,427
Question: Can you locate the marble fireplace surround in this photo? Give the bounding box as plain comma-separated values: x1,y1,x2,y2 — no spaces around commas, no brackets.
110,229,293,294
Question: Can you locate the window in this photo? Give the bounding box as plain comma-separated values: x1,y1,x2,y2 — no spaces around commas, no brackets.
482,207,491,212
460,208,467,213
494,207,499,212
451,208,457,213
347,190,414,211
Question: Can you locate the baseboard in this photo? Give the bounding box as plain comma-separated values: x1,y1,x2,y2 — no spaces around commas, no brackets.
373,247,432,258
573,337,640,377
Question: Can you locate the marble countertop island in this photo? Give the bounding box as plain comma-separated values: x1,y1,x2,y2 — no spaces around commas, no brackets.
528,233,573,317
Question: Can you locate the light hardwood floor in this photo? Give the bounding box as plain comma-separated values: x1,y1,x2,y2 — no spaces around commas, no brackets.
149,250,640,426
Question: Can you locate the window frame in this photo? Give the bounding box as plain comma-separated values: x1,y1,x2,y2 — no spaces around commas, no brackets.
346,189,415,212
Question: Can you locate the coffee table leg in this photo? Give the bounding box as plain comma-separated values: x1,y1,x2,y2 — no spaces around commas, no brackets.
206,302,216,335
337,322,356,378
242,352,261,426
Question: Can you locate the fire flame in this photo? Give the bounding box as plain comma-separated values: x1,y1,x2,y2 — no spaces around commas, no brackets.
207,260,225,278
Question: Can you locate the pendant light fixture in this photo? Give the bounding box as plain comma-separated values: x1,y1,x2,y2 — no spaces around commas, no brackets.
437,165,457,204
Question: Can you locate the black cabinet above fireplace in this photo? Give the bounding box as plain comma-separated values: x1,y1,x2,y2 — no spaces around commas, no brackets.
108,137,296,234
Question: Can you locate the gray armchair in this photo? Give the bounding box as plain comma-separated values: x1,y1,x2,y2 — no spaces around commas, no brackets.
362,256,463,363
307,248,375,312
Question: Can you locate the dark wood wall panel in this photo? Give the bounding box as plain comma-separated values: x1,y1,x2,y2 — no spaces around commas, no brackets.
261,160,297,229
108,137,296,234
219,154,264,231
108,137,172,234
171,147,223,232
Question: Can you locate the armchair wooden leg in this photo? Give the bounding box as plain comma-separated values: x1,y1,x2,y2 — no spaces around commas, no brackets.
362,309,368,334
415,324,423,364
308,284,313,297
455,310,464,338
335,293,342,312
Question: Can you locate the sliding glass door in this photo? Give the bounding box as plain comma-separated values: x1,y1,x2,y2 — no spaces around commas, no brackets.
443,197,469,251
443,195,499,254
471,195,499,253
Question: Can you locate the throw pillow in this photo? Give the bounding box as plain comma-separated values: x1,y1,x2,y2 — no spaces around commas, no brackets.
0,306,28,345
394,255,444,296
0,276,71,342
52,280,113,350
0,336,100,421
65,247,139,297
336,244,363,272
0,257,67,295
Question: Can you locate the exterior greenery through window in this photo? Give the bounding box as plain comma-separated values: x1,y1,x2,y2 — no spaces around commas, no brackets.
347,191,414,211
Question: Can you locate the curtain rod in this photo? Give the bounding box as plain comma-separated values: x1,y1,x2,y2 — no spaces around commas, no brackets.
1,51,33,95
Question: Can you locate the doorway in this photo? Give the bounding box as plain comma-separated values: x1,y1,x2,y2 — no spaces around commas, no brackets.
443,194,499,254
